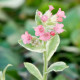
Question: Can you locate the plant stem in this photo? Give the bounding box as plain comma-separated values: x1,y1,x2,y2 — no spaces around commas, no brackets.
43,52,48,80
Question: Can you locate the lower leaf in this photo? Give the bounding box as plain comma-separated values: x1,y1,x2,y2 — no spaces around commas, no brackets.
48,62,69,73
24,62,43,80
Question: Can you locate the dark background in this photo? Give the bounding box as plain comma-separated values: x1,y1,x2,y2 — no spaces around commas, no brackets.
0,0,80,80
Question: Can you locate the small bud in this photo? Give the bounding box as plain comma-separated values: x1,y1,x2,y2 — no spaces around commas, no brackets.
57,8,66,18
49,5,54,11
50,31,55,36
37,11,42,17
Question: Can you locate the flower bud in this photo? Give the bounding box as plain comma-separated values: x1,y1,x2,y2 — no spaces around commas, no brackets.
49,5,54,11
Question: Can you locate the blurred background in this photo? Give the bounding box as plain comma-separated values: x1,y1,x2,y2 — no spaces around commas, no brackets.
0,0,80,80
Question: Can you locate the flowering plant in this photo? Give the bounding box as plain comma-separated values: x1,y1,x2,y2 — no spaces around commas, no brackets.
18,5,68,80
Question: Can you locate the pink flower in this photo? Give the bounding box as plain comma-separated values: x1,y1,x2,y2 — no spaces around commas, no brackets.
57,17,63,22
34,25,45,36
53,23,64,34
49,5,54,11
41,15,48,22
40,32,51,41
57,8,66,18
50,31,55,36
21,31,32,44
37,11,42,17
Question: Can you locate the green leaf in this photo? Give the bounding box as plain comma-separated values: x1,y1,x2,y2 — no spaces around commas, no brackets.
0,47,23,68
2,64,12,80
71,29,80,47
35,10,42,25
24,62,43,80
6,70,22,80
61,6,80,38
46,35,60,61
18,39,45,53
3,21,18,36
48,62,69,73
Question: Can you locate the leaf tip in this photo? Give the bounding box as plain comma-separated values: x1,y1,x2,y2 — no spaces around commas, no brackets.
7,64,13,67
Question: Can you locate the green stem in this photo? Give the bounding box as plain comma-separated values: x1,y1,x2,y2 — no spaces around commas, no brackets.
43,52,48,80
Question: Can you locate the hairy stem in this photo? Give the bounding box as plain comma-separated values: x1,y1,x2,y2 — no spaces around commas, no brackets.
43,52,48,80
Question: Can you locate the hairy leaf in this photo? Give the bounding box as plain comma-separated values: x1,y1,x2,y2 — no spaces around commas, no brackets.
18,39,45,53
24,62,43,80
48,62,69,72
46,35,60,61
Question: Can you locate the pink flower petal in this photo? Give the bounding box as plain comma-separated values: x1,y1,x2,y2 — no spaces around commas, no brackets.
57,17,63,22
21,34,26,39
21,32,32,44
40,32,51,41
53,23,64,34
34,25,45,36
41,15,48,22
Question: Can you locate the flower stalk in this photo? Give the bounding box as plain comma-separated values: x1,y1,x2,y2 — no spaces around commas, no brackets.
43,51,48,80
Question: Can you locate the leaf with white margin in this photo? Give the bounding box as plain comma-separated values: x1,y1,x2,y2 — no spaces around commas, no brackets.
48,62,69,73
35,10,42,25
46,35,60,61
44,10,52,18
0,0,25,8
2,64,12,80
18,38,45,53
24,62,43,80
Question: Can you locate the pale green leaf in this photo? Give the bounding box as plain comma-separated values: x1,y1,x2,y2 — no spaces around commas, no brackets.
18,39,45,53
46,35,60,61
35,10,42,25
0,71,2,80
2,64,12,80
48,62,69,72
44,10,52,18
24,62,43,80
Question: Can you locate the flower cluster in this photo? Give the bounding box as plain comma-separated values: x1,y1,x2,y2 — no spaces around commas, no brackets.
21,5,66,44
